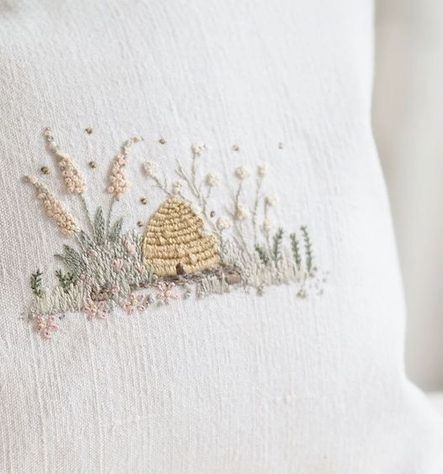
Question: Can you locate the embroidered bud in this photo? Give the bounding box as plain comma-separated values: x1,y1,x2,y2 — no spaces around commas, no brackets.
26,176,80,236
205,173,220,187
265,195,277,207
234,204,249,221
43,128,86,194
107,136,142,200
216,216,232,231
257,163,268,177
143,160,157,177
172,180,183,195
235,166,250,180
191,143,206,157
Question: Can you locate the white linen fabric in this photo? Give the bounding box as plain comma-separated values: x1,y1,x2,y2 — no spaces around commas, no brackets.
0,0,442,472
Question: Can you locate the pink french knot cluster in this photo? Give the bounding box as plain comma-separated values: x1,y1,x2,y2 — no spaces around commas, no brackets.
26,177,80,236
43,128,86,195
107,136,143,200
34,315,59,339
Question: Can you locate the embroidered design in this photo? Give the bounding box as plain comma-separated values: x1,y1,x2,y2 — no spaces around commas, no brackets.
24,129,325,339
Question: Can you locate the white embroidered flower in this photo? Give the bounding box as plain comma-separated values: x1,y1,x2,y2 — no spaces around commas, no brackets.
143,160,157,177
27,176,80,236
265,195,277,207
257,163,269,178
205,173,220,187
234,204,249,221
216,216,232,231
191,143,206,157
235,166,250,180
172,180,183,195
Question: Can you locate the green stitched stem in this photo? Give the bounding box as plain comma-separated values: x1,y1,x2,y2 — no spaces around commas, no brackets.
289,232,302,271
301,225,313,273
80,195,94,233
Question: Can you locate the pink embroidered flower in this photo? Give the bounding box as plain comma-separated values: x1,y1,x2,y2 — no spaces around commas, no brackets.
34,315,60,340
107,136,143,200
122,293,145,314
124,237,137,256
84,300,110,320
112,258,124,272
156,281,178,305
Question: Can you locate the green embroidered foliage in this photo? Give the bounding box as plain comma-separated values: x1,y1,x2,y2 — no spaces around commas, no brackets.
255,244,270,266
289,232,302,271
55,269,77,294
272,228,284,264
30,270,44,298
93,207,106,244
108,217,123,242
301,225,313,272
78,230,94,249
59,245,87,278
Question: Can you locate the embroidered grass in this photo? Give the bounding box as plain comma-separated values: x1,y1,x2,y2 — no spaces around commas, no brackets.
24,129,325,339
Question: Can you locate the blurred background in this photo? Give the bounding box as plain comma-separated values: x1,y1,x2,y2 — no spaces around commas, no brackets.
374,0,443,391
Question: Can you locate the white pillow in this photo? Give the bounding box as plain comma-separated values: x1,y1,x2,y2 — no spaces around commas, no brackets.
0,1,442,472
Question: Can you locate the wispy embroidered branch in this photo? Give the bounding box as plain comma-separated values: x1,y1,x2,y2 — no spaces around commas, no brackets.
301,225,314,272
289,232,302,271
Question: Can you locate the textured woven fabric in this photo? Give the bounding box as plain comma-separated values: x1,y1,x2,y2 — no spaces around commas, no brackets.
0,0,442,472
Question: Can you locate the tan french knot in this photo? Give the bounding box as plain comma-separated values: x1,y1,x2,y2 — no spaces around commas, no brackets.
24,128,326,340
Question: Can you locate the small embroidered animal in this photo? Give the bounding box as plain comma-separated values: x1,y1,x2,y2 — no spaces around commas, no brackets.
24,128,325,339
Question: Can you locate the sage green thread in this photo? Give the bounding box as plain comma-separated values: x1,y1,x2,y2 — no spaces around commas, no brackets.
289,232,302,271
30,270,44,298
301,226,314,273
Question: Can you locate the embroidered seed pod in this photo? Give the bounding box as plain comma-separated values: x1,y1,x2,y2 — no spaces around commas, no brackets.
26,176,80,236
142,197,221,277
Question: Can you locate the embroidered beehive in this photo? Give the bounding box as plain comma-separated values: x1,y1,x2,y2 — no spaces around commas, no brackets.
142,197,221,277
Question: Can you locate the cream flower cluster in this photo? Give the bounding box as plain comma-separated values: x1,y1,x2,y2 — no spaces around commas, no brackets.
205,173,220,187
27,177,80,236
108,136,143,200
234,204,249,221
191,143,207,157
235,166,250,180
57,153,86,194
216,216,232,231
43,128,86,194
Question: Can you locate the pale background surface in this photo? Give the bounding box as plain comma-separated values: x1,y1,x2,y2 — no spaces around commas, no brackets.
0,1,442,471
374,0,443,391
